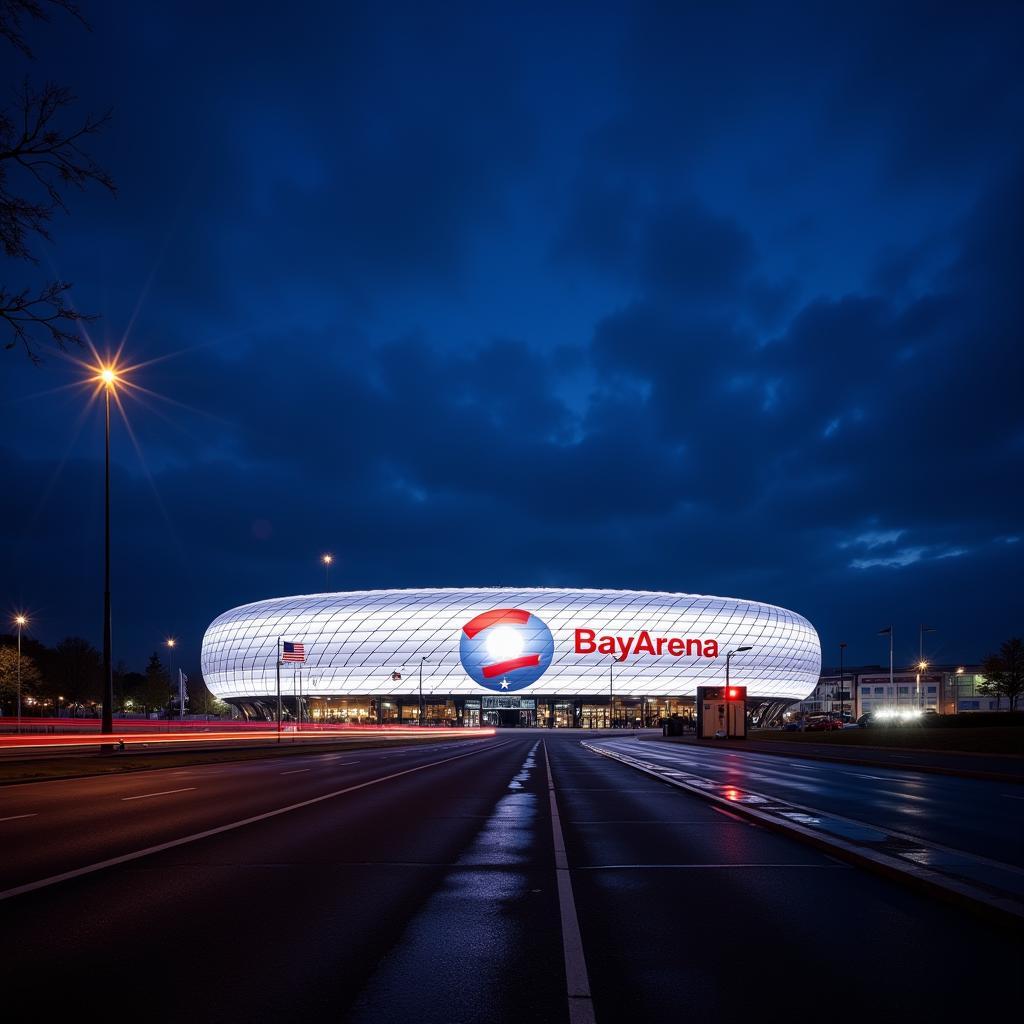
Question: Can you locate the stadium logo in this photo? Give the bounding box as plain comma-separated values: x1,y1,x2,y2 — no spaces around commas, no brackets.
460,608,554,692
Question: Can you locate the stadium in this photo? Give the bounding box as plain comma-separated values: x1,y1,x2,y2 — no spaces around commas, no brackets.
201,588,821,727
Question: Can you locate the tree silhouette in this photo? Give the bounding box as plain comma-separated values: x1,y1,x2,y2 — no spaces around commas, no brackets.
1,1,115,360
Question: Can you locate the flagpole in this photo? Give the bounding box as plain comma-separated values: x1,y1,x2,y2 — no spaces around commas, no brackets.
276,637,282,743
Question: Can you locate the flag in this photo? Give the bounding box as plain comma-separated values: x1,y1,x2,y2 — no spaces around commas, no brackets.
282,641,306,662
878,626,891,635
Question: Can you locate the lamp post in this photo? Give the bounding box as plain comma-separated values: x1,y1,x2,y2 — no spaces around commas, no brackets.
609,657,616,729
14,615,27,732
419,657,427,726
918,625,936,709
97,365,120,737
839,641,847,721
723,647,752,739
725,646,753,690
321,553,333,590
165,638,177,721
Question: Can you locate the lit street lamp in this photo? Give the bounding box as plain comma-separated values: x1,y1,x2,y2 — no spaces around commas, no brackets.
14,614,27,732
166,638,177,720
95,363,122,736
919,624,936,709
322,553,333,590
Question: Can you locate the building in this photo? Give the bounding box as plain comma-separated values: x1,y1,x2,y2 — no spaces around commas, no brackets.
797,664,1002,718
201,588,821,726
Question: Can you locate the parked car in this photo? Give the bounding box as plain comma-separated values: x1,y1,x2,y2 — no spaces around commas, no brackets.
782,721,801,731
805,715,844,731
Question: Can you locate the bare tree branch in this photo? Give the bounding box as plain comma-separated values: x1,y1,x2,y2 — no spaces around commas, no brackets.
0,1,88,60
0,78,116,261
1,4,114,359
0,279,96,361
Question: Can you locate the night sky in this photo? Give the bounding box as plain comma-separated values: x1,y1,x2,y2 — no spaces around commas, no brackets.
2,2,1022,680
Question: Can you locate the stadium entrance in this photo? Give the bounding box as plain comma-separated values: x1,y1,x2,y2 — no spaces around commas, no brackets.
481,695,537,727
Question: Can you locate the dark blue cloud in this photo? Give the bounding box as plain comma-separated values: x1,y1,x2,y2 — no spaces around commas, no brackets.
2,1,1022,680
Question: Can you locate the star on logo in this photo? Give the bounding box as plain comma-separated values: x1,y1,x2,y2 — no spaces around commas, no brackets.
500,679,510,690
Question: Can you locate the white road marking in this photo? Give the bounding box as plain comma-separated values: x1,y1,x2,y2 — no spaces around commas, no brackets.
280,769,311,776
1,741,512,902
543,741,596,1024
0,814,38,823
121,787,196,802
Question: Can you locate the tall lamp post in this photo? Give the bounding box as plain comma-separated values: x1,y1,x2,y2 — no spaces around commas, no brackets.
14,615,27,732
419,656,427,726
321,553,333,590
97,365,120,736
839,641,847,720
918,624,936,709
165,638,177,721
609,657,617,729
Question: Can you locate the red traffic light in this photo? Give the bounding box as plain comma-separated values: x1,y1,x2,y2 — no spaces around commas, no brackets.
726,687,743,700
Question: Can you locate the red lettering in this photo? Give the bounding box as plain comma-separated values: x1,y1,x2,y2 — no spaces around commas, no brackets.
575,628,596,654
634,630,656,655
704,639,719,658
598,636,617,655
617,635,635,660
686,638,701,656
668,638,684,656
656,637,667,654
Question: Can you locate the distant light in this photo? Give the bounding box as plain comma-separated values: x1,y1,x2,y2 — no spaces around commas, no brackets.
166,638,177,648
15,615,27,626
918,660,928,670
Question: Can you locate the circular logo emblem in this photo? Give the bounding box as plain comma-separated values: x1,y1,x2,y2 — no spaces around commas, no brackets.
459,608,554,692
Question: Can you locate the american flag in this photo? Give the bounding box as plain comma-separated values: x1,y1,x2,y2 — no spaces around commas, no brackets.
282,641,306,662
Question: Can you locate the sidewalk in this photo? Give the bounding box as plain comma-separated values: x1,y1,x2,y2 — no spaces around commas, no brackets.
642,734,1024,783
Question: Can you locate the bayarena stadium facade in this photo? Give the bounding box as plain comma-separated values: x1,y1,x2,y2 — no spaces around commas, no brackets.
201,588,821,728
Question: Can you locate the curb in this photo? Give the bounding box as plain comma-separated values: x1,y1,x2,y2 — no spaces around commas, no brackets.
642,737,1024,784
583,740,1024,927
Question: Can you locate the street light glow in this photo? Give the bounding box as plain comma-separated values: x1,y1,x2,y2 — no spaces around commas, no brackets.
166,637,177,648
15,614,27,626
322,553,333,566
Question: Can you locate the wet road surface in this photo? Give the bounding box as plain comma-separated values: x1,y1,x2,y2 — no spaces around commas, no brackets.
604,736,1024,864
2,733,1020,1022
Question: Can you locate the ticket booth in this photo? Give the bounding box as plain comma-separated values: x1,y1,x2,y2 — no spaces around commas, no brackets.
696,685,747,739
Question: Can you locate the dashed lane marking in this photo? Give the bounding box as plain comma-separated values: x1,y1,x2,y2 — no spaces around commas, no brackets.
121,788,196,802
0,740,513,902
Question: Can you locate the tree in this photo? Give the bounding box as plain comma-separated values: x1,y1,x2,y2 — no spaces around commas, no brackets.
139,652,170,715
50,635,101,707
1,0,116,360
0,643,43,713
979,638,1024,711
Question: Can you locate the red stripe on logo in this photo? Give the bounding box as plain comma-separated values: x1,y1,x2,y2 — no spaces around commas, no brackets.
462,608,531,639
482,654,540,678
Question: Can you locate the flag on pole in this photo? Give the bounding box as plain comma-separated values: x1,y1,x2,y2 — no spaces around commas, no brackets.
877,626,891,635
282,641,306,662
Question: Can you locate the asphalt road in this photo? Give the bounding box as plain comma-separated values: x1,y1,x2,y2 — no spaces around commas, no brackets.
2,733,1020,1023
613,737,1024,864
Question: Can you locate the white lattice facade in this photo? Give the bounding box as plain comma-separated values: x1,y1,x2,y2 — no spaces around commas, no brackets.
202,588,821,701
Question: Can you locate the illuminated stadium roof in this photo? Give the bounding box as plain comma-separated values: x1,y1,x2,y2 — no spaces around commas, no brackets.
202,588,821,700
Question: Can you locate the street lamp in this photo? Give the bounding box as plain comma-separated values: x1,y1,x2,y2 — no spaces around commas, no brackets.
94,362,122,736
321,553,333,590
13,614,27,733
418,657,428,726
608,656,618,729
918,624,936,709
166,638,177,721
725,646,753,691
839,641,848,721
